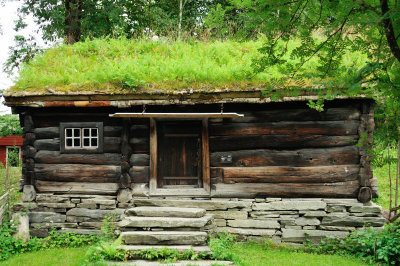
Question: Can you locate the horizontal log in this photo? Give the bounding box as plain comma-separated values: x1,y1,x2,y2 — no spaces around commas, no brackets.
129,166,149,183
210,121,359,136
23,133,36,146
23,146,36,158
211,165,359,183
34,126,122,139
212,181,360,198
130,154,150,166
210,135,358,151
33,137,120,152
35,151,121,165
35,164,121,182
33,116,121,127
209,107,361,123
211,146,359,167
35,180,119,195
130,125,149,137
129,138,149,153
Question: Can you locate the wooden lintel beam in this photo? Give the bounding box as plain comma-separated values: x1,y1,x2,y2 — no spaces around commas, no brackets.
109,113,244,118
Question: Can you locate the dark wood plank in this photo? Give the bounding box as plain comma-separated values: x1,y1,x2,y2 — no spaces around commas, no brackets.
212,181,360,198
34,151,121,165
33,137,120,152
202,118,210,193
35,164,121,181
35,180,119,195
209,107,361,123
130,154,150,166
129,138,149,153
211,165,359,183
210,135,358,151
210,121,359,136
210,146,359,167
149,118,157,190
129,166,150,183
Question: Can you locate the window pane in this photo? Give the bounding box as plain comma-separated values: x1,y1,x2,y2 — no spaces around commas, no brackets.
83,128,90,137
66,139,73,147
91,138,98,147
83,138,90,147
74,138,81,147
91,128,98,137
66,128,72,137
74,129,80,137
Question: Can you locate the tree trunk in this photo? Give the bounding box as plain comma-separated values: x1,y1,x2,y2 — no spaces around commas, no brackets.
64,0,82,44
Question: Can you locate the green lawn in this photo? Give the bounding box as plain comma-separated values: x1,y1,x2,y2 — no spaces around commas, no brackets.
232,243,369,266
0,248,89,266
0,244,370,266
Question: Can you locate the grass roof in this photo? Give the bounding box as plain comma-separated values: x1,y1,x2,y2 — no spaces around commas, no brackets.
6,37,368,96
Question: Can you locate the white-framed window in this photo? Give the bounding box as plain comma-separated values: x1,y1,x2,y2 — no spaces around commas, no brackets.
60,122,103,153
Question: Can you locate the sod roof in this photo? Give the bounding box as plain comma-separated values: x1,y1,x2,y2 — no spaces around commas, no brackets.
3,38,369,106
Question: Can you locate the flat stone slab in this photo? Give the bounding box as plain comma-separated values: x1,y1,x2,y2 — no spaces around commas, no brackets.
132,199,251,210
282,229,349,243
66,208,124,222
322,215,385,227
118,245,211,253
119,215,212,228
216,227,276,236
29,212,66,223
126,207,206,218
121,231,207,245
253,201,326,211
227,219,280,229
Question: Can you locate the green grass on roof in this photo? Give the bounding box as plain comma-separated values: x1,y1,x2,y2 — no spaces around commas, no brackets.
9,37,368,95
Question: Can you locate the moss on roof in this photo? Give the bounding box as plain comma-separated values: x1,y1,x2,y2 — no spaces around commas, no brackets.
5,37,367,97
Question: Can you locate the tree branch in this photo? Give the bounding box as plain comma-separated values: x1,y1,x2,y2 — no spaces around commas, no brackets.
380,0,400,63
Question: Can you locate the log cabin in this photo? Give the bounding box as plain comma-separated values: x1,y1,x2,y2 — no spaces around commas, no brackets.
3,40,385,245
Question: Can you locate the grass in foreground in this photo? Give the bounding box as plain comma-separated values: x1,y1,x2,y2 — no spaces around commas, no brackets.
0,167,22,204
0,247,89,266
231,242,369,266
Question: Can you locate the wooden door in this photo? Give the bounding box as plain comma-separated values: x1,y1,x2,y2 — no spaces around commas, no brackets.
157,121,202,188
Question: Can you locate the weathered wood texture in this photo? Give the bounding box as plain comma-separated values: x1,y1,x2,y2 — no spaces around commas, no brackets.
120,118,132,188
35,151,121,165
35,164,121,182
34,126,121,139
212,181,360,198
21,113,35,185
211,146,359,167
35,180,119,194
209,107,361,123
211,165,359,183
210,135,358,151
358,103,375,199
33,137,121,152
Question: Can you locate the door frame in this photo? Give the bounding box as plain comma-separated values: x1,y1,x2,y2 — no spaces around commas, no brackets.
149,118,210,196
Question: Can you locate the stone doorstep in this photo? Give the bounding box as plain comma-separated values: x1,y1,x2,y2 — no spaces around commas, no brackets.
121,231,208,245
118,245,211,253
126,207,206,218
119,215,212,229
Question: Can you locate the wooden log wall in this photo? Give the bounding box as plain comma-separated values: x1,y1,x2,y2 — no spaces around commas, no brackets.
29,112,123,195
208,105,366,198
21,113,36,186
128,120,150,185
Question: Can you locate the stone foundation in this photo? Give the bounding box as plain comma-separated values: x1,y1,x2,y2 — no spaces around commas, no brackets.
14,192,385,243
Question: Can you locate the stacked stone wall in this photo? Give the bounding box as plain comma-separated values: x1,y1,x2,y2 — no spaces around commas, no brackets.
15,193,385,243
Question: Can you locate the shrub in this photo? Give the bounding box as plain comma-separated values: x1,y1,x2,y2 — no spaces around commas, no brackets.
314,222,400,265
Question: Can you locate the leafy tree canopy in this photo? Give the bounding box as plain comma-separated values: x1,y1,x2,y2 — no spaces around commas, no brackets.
0,115,22,137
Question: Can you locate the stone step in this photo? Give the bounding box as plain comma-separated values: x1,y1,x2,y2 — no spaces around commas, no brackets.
118,245,211,253
121,231,207,245
119,215,212,229
126,207,206,218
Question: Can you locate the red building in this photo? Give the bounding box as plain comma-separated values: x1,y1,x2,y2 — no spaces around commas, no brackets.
0,135,23,167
